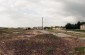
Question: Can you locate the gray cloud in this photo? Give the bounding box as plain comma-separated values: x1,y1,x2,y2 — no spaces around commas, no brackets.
0,0,84,27
61,0,85,21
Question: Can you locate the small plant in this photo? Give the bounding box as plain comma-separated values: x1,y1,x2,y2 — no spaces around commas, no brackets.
75,47,85,53
46,46,54,54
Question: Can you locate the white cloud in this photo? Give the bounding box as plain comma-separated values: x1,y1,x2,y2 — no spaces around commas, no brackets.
0,0,84,27
63,16,78,24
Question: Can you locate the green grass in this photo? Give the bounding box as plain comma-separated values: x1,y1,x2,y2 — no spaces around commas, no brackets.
46,47,54,54
75,47,85,53
67,29,85,32
69,47,85,55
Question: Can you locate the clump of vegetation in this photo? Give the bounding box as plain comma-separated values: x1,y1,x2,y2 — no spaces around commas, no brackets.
75,47,85,53
65,21,81,29
65,21,85,29
69,47,85,55
46,47,54,54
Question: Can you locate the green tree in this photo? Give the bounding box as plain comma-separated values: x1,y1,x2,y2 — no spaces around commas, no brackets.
77,21,80,29
65,23,72,29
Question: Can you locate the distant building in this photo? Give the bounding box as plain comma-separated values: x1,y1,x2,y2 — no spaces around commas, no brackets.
33,27,38,30
33,27,42,30
37,27,43,30
52,26,64,30
80,24,85,30
44,27,52,30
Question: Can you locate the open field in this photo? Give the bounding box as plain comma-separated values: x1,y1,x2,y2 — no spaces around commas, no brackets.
48,29,85,55
0,28,85,55
67,29,85,32
49,29,85,38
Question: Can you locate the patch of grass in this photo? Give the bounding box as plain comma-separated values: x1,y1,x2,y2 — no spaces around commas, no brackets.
67,29,85,32
69,47,85,55
75,47,85,53
46,47,54,54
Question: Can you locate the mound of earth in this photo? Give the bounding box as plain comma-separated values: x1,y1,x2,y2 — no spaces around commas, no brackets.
0,34,78,55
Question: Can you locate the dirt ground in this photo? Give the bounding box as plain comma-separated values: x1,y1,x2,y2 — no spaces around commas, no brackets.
0,30,84,55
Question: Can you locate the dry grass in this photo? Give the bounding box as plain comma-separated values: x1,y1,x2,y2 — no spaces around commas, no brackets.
49,29,85,38
0,29,81,55
0,34,77,55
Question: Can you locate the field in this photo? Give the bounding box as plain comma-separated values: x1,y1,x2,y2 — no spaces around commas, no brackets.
0,28,85,55
67,29,85,32
49,29,85,55
49,29,85,38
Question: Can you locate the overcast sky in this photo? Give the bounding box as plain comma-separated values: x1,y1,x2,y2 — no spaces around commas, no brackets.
0,0,85,27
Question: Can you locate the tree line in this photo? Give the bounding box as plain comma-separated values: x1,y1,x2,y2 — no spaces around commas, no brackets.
65,21,85,29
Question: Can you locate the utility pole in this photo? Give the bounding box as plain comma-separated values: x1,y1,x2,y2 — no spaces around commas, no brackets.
42,17,44,30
